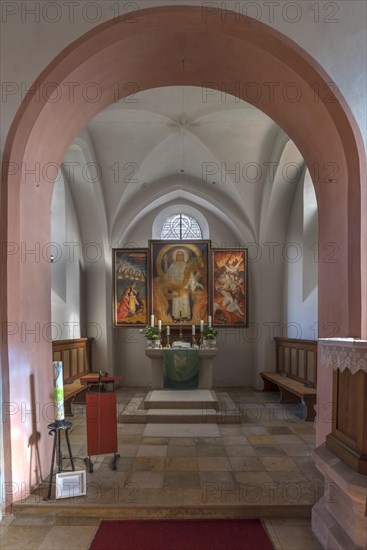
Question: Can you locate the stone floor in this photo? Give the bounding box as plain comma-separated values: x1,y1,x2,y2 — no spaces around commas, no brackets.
3,387,324,549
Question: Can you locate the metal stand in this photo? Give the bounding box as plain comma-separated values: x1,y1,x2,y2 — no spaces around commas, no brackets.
44,420,75,501
84,452,120,474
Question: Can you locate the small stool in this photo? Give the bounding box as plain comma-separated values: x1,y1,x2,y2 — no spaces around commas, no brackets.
44,420,75,501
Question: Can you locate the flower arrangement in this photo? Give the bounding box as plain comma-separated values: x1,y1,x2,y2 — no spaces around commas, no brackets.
139,326,160,340
203,325,218,340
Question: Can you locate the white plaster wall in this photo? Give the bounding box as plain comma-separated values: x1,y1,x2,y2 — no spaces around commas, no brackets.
284,170,318,339
1,0,366,156
51,172,85,339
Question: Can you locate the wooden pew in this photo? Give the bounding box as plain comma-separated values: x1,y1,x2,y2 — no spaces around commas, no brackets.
52,338,94,414
261,337,317,421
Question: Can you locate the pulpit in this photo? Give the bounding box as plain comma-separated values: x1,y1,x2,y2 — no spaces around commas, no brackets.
312,338,367,550
145,348,218,389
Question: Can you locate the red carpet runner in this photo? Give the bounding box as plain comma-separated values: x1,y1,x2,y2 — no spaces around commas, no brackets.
90,518,274,550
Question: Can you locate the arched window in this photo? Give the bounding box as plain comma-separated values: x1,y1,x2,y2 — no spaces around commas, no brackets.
160,214,203,240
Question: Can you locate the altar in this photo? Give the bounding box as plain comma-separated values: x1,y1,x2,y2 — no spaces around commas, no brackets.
145,348,218,389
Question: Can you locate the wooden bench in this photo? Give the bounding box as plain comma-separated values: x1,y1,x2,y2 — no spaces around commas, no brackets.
260,337,317,421
52,338,94,414
260,372,316,421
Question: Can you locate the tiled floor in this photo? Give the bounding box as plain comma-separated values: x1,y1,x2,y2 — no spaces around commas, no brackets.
2,387,324,549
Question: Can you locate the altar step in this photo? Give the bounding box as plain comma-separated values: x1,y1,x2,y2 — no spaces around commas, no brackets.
144,390,219,410
118,390,241,424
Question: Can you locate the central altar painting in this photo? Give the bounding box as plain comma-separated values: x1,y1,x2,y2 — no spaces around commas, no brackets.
150,240,210,326
113,240,248,328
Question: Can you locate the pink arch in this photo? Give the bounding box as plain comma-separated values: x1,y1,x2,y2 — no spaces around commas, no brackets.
1,6,366,507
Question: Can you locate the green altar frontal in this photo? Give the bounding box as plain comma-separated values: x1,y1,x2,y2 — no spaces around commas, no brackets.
163,349,199,389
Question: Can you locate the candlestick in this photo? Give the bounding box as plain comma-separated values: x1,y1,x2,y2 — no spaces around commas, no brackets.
158,320,162,332
150,314,154,327
192,324,195,335
199,332,204,349
166,326,170,336
200,320,204,332
166,333,171,348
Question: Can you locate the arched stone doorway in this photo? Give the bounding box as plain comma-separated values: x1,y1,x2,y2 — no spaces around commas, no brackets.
1,5,366,507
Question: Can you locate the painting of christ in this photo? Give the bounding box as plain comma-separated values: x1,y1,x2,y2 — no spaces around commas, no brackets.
150,240,210,326
113,249,149,327
212,249,248,327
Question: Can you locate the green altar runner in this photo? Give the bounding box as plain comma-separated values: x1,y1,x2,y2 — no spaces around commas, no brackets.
163,349,199,389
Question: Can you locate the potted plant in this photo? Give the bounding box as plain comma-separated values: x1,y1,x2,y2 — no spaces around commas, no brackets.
139,326,160,348
203,325,218,348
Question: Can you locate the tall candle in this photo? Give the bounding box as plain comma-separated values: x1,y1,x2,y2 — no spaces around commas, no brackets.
150,315,154,327
200,320,204,332
208,315,212,327
158,320,162,332
192,324,195,335
53,361,65,423
166,326,170,336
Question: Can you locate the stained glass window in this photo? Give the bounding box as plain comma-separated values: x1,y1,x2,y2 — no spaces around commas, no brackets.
161,214,203,240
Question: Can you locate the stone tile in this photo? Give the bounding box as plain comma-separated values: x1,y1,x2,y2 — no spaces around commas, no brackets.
0,517,14,535
221,435,249,445
219,425,244,435
118,436,142,446
299,434,316,445
118,424,145,435
140,437,169,445
11,516,56,526
136,487,182,506
194,437,222,445
168,437,196,445
55,517,99,526
199,471,235,485
39,526,97,550
260,456,298,471
196,445,226,457
269,470,309,483
137,445,168,457
229,456,265,471
165,457,198,471
241,426,269,435
225,445,257,457
198,457,232,471
163,471,201,489
273,435,305,445
119,444,139,457
167,445,197,457
128,471,164,489
266,426,293,435
182,488,224,506
290,425,316,435
132,457,165,471
247,435,276,445
268,524,323,549
0,526,50,549
253,445,287,457
234,471,274,485
280,444,313,456
144,423,220,438
111,456,134,472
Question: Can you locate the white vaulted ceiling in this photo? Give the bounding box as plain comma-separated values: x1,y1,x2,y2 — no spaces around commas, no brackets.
62,86,305,245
